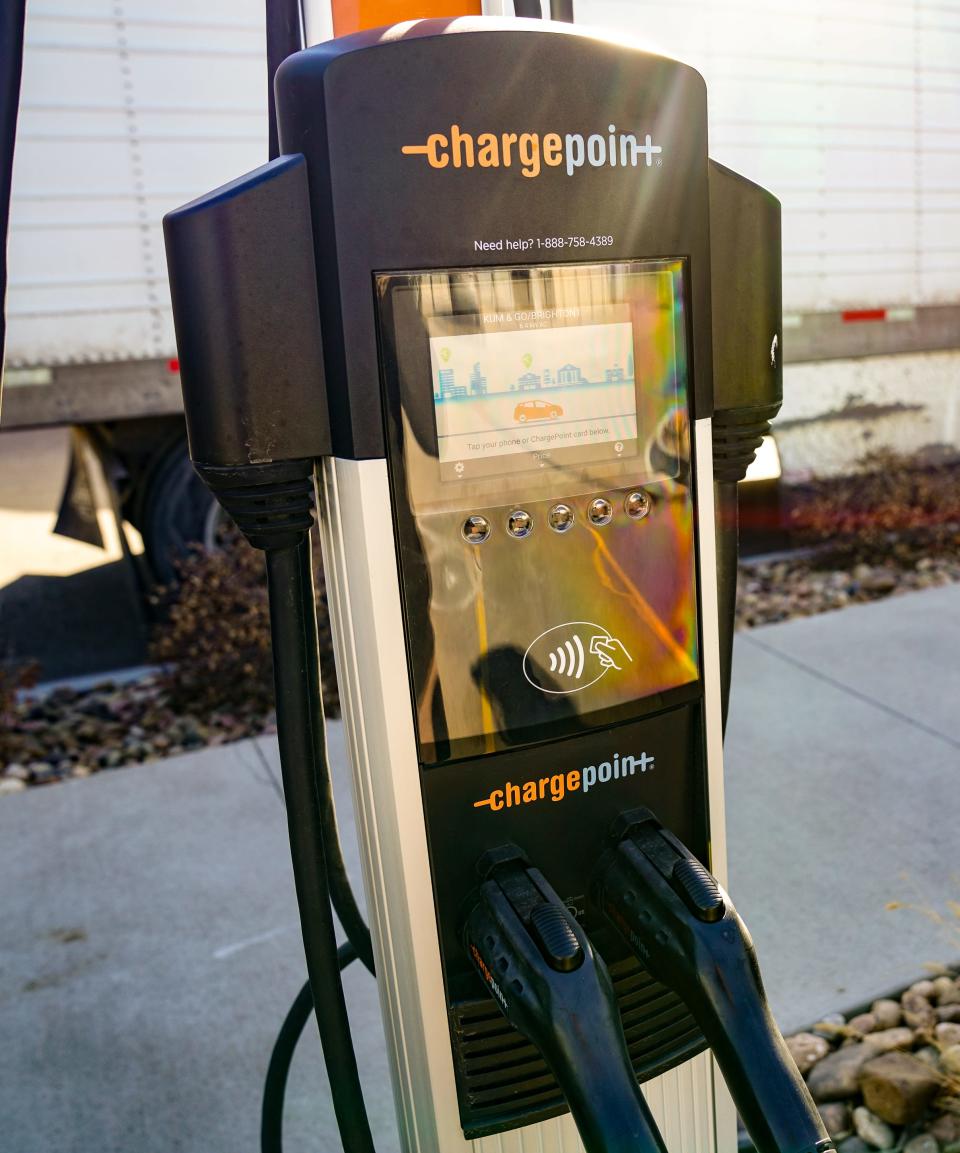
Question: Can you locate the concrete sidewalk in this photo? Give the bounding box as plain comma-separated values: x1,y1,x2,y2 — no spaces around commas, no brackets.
1,584,959,1152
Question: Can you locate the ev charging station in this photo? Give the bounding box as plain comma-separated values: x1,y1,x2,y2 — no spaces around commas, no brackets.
162,13,829,1153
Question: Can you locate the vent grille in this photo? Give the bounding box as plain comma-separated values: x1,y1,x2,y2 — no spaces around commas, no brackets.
451,954,707,1139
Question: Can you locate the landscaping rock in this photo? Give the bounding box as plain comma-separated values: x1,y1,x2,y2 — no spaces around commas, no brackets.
866,1028,915,1054
851,1013,879,1035
838,1139,872,1153
0,778,26,795
930,1115,960,1147
937,1006,960,1024
872,1000,903,1029
936,1024,960,1049
935,978,960,1007
915,1046,941,1067
939,1045,960,1075
787,1032,832,1075
852,1106,896,1150
904,1135,940,1153
911,982,939,1001
860,1052,943,1125
904,991,938,1031
819,1102,853,1140
809,1043,877,1102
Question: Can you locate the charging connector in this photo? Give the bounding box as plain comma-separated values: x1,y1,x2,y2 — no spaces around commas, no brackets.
595,810,834,1153
464,846,669,1153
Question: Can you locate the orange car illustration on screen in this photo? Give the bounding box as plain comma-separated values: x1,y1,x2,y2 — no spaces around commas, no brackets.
514,399,564,423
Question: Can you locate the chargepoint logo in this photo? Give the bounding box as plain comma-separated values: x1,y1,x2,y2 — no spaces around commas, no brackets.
401,124,662,178
473,749,655,813
469,942,508,1010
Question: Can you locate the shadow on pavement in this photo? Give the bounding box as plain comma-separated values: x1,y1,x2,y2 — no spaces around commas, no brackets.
0,559,148,680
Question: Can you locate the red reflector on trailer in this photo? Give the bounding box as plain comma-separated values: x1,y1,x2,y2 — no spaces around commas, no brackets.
841,309,886,323
168,358,180,372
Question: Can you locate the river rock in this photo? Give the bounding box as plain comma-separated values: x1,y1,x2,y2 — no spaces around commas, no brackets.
937,1005,960,1023
787,1032,832,1074
866,1027,915,1054
935,978,960,1007
911,981,939,1000
872,1000,903,1029
940,1045,960,1075
851,1013,880,1035
0,778,26,795
937,1024,960,1048
915,1046,941,1066
838,1139,872,1153
860,1051,943,1125
809,1042,877,1101
862,569,898,593
853,1105,896,1150
819,1102,852,1140
904,1135,940,1153
930,1114,960,1146
904,991,938,1030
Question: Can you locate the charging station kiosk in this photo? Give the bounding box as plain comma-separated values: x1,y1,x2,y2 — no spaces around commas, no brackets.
164,16,824,1153
279,23,730,1148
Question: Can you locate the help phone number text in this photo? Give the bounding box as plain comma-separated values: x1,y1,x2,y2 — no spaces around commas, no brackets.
474,235,614,254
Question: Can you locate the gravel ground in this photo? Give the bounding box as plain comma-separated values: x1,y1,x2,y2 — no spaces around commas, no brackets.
776,973,960,1153
0,676,276,793
737,552,960,631
3,534,959,792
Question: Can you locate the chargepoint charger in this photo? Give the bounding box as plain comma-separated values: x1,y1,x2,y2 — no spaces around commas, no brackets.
163,16,824,1153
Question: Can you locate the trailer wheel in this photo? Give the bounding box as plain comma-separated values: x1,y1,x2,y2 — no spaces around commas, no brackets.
140,439,221,586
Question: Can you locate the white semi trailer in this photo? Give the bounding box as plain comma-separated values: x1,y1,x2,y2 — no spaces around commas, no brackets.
3,2,268,579
4,0,958,576
580,0,960,482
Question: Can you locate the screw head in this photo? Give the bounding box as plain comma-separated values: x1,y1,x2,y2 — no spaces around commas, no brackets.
461,515,491,545
625,490,652,520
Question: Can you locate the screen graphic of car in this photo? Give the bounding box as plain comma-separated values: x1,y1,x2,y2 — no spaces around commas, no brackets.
514,400,564,423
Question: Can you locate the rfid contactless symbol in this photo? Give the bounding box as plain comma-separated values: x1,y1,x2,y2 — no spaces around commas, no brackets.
523,621,632,694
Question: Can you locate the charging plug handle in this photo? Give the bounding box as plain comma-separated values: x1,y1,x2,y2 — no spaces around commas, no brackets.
595,812,833,1153
465,849,668,1153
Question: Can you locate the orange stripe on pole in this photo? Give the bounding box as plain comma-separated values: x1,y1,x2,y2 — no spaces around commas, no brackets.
331,0,481,36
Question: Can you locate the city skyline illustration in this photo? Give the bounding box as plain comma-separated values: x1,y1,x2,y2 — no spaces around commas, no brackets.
434,348,635,402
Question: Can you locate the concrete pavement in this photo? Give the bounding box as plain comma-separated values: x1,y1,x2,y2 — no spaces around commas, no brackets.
726,582,960,1032
1,583,959,1151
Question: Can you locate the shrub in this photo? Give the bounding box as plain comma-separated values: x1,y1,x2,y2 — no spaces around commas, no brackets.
787,450,960,568
150,527,340,719
0,661,38,766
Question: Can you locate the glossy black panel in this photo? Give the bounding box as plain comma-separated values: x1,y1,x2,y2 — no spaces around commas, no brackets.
377,262,701,764
276,21,713,458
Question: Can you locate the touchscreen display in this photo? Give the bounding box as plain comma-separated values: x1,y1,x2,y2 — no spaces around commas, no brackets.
429,305,638,481
418,263,684,485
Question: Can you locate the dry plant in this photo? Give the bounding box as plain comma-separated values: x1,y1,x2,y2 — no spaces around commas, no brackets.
788,449,960,568
150,525,339,719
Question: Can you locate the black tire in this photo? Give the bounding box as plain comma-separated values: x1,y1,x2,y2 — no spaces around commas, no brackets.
140,438,221,586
